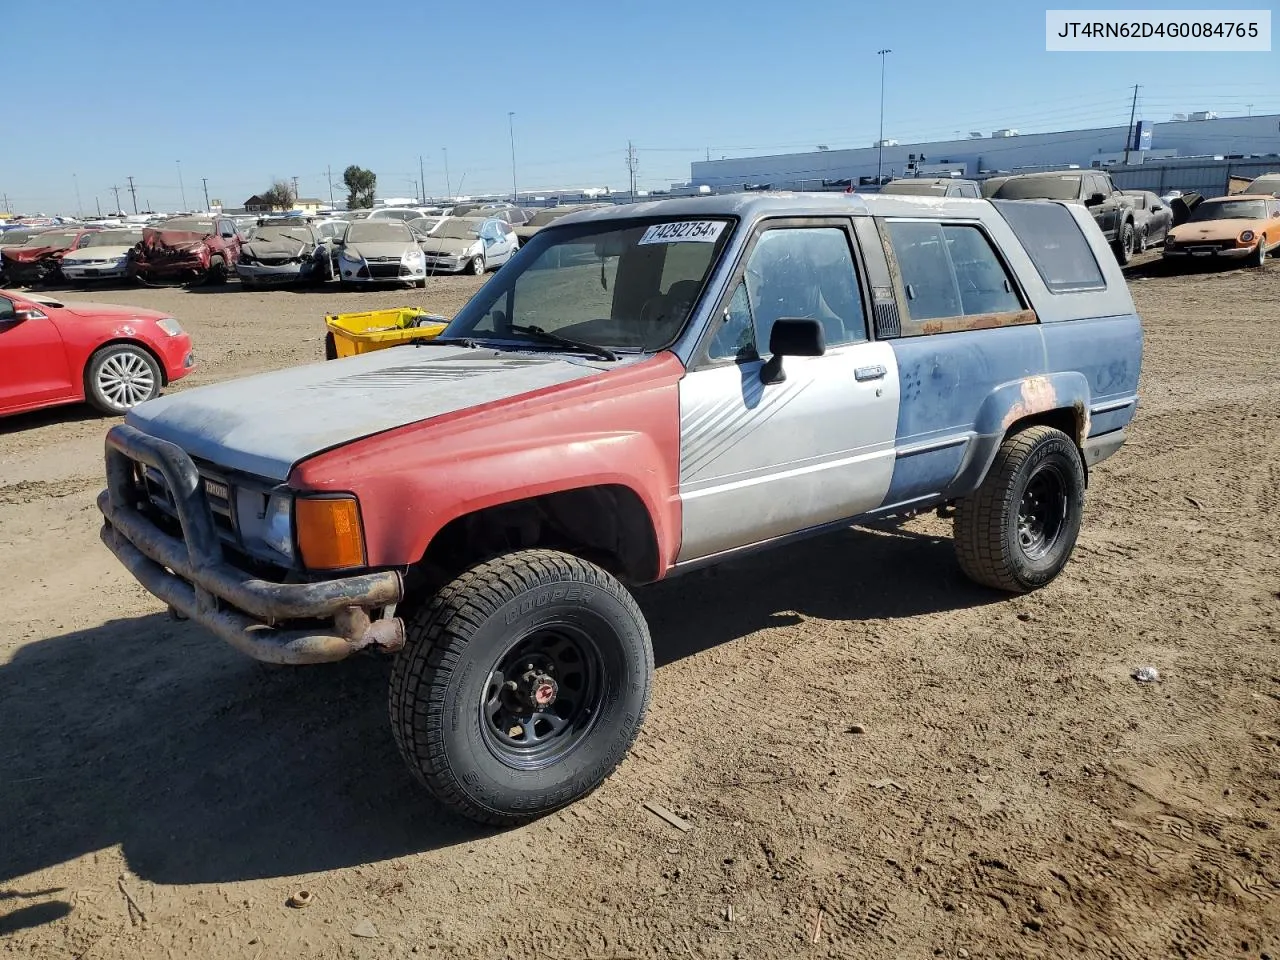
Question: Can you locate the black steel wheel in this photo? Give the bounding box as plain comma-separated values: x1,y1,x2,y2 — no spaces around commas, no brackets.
1113,221,1136,264
479,624,604,770
390,549,653,825
954,425,1085,592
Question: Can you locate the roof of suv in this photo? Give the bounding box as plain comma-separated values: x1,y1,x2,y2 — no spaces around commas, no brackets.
553,191,1002,227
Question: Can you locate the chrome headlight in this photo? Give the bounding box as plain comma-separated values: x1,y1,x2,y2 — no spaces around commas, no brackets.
1239,230,1255,243
156,317,184,337
403,248,424,262
263,491,294,559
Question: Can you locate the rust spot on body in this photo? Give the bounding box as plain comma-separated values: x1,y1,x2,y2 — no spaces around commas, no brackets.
1002,376,1058,430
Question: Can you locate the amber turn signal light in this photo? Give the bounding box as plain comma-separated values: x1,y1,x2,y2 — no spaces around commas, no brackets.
295,496,365,570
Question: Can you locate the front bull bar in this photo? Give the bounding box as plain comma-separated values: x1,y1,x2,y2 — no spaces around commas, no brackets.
98,423,404,665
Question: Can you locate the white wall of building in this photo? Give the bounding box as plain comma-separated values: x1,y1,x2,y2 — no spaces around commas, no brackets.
689,114,1280,190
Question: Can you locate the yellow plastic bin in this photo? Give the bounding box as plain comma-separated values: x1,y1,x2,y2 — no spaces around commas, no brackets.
324,307,449,359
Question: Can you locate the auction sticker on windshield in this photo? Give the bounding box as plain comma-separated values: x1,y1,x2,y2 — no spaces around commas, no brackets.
638,221,727,244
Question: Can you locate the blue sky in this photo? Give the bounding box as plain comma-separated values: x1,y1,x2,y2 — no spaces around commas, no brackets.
4,0,1276,214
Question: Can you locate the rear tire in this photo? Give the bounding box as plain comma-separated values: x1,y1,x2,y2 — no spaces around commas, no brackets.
953,426,1085,593
85,343,163,415
389,549,653,825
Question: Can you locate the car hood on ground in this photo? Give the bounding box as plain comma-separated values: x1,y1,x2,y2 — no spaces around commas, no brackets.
420,236,480,257
125,346,606,480
1169,218,1267,241
342,241,414,260
62,245,137,262
242,237,314,260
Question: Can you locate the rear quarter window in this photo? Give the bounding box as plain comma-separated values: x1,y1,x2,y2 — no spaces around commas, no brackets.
993,200,1106,294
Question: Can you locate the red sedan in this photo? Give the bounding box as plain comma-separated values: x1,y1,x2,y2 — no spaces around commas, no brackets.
0,290,194,418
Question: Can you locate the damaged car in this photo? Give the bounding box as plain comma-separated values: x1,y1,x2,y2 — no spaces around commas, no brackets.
128,216,242,286
60,229,145,283
419,216,517,275
237,222,333,287
0,229,96,287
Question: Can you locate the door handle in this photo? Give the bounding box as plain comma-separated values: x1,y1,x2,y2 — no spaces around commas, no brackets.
855,364,887,382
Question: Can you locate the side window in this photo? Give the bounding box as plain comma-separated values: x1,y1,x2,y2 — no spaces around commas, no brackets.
0,296,15,321
885,220,1026,332
708,283,756,360
994,200,1106,293
739,227,867,351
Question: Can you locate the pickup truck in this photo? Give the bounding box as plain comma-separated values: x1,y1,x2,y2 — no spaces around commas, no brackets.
98,193,1143,825
986,170,1139,263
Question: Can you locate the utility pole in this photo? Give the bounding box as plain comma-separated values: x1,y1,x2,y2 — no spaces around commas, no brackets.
96,196,102,217
177,160,187,211
507,112,518,202
201,177,210,211
126,176,138,214
442,148,452,199
2,193,10,215
1123,84,1141,165
418,155,426,203
326,165,335,208
626,141,638,199
876,49,892,186
291,175,299,207
73,173,83,217
1247,103,1254,117
111,185,123,214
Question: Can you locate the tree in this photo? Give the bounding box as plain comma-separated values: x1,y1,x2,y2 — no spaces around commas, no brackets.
260,179,296,211
343,165,377,209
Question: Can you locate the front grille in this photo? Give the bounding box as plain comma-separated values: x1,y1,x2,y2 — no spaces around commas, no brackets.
366,255,400,262
369,263,405,278
141,465,236,540
259,256,297,266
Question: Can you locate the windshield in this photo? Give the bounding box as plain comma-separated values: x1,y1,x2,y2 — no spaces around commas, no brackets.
993,176,1082,201
0,231,36,245
880,181,948,196
84,230,141,247
446,217,734,353
408,217,442,234
346,221,412,243
158,218,215,233
23,231,78,247
434,218,482,240
1189,199,1268,222
529,207,578,226
252,226,316,243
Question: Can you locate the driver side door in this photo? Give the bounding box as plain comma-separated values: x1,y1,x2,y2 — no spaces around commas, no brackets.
676,220,902,561
0,296,75,414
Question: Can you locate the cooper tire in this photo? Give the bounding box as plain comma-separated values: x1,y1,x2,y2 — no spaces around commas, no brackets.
953,425,1085,593
1113,221,1135,265
85,343,162,415
389,549,653,825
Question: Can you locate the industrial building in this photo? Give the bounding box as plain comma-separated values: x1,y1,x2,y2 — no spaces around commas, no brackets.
685,113,1280,194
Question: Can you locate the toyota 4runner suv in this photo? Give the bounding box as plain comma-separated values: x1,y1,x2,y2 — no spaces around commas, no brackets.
99,193,1142,824
986,170,1139,264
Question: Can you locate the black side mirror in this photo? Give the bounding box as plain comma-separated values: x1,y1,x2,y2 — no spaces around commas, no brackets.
761,317,825,384
1086,192,1107,206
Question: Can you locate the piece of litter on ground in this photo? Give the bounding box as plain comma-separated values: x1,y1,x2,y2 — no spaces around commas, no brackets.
846,724,866,734
869,778,904,791
286,890,313,909
810,907,826,944
644,801,693,832
1132,666,1160,683
1184,495,1204,510
351,918,379,939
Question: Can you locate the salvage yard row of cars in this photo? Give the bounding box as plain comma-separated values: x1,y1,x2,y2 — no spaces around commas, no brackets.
0,199,609,290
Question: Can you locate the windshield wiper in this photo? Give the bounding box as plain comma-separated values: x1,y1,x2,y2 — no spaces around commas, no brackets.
508,324,618,361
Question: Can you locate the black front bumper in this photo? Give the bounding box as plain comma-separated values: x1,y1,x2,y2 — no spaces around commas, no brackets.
99,424,404,665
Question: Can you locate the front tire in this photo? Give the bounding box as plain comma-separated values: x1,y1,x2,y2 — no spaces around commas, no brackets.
85,343,163,415
1113,221,1135,264
1250,235,1268,267
953,425,1085,593
469,255,485,276
389,549,654,825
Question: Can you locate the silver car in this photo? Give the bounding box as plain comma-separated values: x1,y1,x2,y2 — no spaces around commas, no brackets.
334,219,428,287
418,216,518,275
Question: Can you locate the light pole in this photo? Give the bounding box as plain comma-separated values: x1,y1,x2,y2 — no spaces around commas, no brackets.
876,49,891,186
177,160,187,211
508,112,518,203
442,147,451,199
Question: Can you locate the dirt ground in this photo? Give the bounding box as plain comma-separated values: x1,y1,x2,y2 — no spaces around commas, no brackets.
2,260,1277,960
